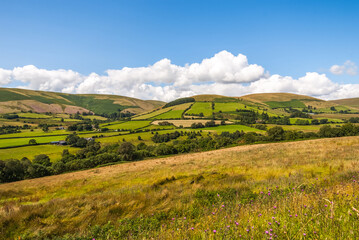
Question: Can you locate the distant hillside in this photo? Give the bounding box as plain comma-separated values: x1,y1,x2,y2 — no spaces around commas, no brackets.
132,92,359,121
0,88,164,115
330,98,359,110
240,93,328,108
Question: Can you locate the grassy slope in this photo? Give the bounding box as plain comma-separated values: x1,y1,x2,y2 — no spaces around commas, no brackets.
0,88,164,115
185,102,213,117
240,93,336,110
0,145,77,161
330,97,359,110
240,93,321,103
1,137,359,239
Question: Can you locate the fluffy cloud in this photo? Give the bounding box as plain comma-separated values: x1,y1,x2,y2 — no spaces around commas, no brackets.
0,51,358,101
330,60,357,75
11,65,83,93
0,68,12,85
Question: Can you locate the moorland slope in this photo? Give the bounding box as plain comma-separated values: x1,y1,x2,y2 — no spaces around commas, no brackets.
0,88,164,115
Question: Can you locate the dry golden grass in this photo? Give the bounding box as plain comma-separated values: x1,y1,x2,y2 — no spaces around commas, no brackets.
192,94,227,101
241,92,320,103
1,136,359,239
2,136,358,192
331,97,359,110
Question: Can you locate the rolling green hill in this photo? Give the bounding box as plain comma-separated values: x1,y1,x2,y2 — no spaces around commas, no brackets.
130,92,359,122
0,88,164,115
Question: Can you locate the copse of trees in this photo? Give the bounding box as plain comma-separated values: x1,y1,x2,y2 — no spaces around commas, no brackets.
191,122,205,128
151,131,181,143
348,117,359,123
158,121,174,126
99,111,134,120
68,123,93,131
2,114,19,119
66,133,91,148
0,125,28,135
289,110,312,118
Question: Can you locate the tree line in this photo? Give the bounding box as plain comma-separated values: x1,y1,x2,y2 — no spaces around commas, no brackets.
2,123,359,184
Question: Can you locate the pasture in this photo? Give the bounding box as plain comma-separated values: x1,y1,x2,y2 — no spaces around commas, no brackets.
132,107,173,120
202,124,265,133
214,102,257,112
152,110,184,119
101,120,151,130
0,135,67,148
185,102,213,117
0,145,76,161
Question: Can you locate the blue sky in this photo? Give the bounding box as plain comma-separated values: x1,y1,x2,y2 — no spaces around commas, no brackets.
0,0,358,100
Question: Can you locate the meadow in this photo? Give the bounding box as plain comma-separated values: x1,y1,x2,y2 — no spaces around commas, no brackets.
100,120,151,130
0,145,76,161
202,124,265,133
152,110,184,119
132,107,173,120
185,102,213,117
0,135,67,148
1,136,358,239
214,102,257,112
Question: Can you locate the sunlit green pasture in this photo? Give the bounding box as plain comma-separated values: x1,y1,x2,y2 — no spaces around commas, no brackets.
185,102,213,117
214,102,258,112
82,115,107,120
289,118,313,124
17,113,52,119
202,124,265,133
101,120,151,130
0,135,67,148
0,129,68,139
52,117,82,122
0,145,77,162
152,110,184,119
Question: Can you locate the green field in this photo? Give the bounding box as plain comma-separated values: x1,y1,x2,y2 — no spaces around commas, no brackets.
202,124,265,133
214,102,258,112
289,118,313,124
101,120,152,130
318,105,352,113
0,135,67,148
132,107,173,120
0,145,76,161
82,115,108,120
17,113,52,119
185,102,213,117
152,110,184,119
265,99,306,108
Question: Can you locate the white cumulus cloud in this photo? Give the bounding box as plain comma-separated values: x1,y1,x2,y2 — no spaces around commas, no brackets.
0,51,359,101
0,68,12,85
330,60,357,75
